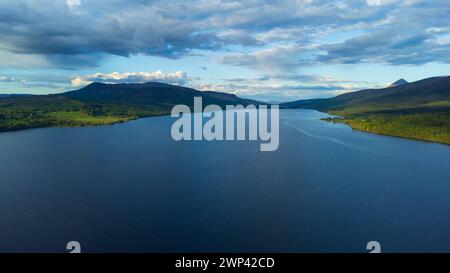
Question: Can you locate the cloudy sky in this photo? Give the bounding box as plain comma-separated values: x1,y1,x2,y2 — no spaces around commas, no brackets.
0,0,449,102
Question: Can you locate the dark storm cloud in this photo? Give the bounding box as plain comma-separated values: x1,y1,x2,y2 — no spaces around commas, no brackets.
0,0,225,67
0,0,392,67
0,0,449,69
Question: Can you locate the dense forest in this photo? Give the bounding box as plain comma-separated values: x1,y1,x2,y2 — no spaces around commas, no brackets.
0,95,169,132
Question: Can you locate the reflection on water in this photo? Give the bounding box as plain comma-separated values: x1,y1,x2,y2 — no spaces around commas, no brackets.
0,109,450,253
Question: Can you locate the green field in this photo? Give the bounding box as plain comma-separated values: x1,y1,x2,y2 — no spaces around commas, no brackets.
46,111,132,126
0,96,169,132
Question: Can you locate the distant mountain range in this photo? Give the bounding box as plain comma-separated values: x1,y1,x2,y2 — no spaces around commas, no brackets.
1,77,449,144
0,94,31,98
1,81,257,107
281,76,450,112
281,76,450,145
64,81,257,108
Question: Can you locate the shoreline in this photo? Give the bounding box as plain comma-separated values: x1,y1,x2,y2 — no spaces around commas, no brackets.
322,116,450,146
0,113,168,134
2,109,449,148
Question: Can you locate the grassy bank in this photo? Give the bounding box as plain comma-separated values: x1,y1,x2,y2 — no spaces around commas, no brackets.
324,111,450,145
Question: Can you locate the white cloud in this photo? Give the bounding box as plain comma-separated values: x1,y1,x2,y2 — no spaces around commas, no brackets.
367,0,383,6
219,45,310,74
71,71,188,87
366,0,397,6
0,75,26,83
194,74,375,102
0,0,448,70
66,0,81,7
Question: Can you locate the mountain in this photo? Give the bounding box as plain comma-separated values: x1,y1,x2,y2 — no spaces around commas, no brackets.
281,76,450,145
281,76,450,112
389,78,409,87
63,82,257,108
0,94,32,98
0,82,259,132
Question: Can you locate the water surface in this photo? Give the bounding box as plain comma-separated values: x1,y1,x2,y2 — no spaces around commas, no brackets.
1,109,450,253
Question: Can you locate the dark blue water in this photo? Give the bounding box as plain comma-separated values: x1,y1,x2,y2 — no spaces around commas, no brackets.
1,109,450,253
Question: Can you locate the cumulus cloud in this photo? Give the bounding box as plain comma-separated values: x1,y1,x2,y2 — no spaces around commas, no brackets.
1,0,441,69
197,81,358,102
196,74,375,102
71,71,188,87
0,76,26,83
